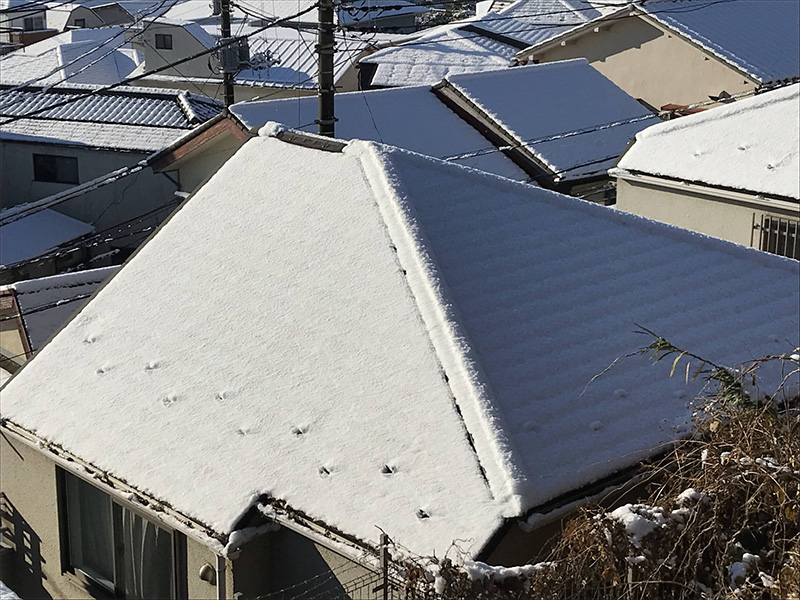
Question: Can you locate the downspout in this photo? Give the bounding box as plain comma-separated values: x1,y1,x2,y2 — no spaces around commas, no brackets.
216,554,227,600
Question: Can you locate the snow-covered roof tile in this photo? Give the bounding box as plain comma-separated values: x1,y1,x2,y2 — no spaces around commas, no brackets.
641,0,800,83
2,131,797,558
615,84,800,200
2,266,117,351
0,84,222,128
0,209,93,268
445,59,659,180
0,119,187,151
230,86,529,181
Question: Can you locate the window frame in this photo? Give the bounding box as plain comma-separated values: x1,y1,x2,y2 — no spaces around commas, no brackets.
154,33,173,50
57,468,188,599
32,153,79,185
73,18,86,28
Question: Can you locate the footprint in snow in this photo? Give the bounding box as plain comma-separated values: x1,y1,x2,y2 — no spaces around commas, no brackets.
161,394,178,407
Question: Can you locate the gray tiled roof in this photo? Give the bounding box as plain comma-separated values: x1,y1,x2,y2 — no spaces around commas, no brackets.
0,83,222,128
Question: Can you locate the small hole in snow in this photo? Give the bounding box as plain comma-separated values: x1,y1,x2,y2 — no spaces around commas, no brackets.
381,464,395,475
215,391,227,401
144,361,161,371
291,426,307,437
96,367,107,375
416,509,429,520
83,335,98,344
766,163,775,170
318,466,330,478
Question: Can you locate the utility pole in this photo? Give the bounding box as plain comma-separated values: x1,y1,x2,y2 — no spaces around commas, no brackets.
220,0,235,107
316,0,336,137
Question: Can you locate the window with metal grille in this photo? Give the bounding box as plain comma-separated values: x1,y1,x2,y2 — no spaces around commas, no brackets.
33,154,79,184
759,215,799,260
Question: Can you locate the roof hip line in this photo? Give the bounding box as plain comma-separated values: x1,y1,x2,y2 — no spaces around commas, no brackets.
350,140,530,514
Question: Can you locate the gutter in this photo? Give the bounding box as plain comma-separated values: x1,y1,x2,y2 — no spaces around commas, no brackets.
612,169,800,213
0,420,226,551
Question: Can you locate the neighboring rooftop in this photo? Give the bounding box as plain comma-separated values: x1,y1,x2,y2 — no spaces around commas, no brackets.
230,85,530,180
440,59,659,181
615,84,800,200
0,266,117,352
3,128,797,559
640,0,800,84
0,27,142,86
0,209,93,268
0,83,223,151
360,0,614,87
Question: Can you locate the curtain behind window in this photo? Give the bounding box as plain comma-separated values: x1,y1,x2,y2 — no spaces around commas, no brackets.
121,509,174,599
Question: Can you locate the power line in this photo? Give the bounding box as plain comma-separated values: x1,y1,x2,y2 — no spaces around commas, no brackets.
0,1,321,127
0,0,183,97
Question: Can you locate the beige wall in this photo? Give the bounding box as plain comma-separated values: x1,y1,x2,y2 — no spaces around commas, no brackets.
615,178,800,248
169,131,249,194
0,431,232,599
526,16,758,108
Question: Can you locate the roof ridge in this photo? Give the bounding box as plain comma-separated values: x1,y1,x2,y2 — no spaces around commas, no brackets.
348,140,530,514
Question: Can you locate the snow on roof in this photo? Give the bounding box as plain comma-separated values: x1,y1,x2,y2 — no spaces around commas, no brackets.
1,266,117,351
230,86,529,181
0,118,187,151
0,27,142,87
3,129,798,558
360,0,617,87
336,0,429,27
445,59,659,180
641,0,800,84
0,83,222,128
615,84,800,200
363,27,516,87
0,209,93,268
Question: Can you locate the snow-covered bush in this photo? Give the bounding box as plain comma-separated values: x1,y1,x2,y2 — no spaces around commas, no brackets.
402,350,800,600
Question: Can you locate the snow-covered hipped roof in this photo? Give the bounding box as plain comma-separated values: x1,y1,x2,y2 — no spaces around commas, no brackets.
443,59,659,181
641,0,800,84
615,84,800,200
2,129,798,559
230,86,529,181
1,266,117,352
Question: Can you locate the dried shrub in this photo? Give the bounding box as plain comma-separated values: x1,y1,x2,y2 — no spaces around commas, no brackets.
403,349,800,600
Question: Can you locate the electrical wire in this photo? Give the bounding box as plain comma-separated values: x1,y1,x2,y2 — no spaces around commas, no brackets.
0,0,321,127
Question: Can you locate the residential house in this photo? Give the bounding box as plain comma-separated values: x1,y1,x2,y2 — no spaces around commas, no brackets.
0,27,143,86
1,126,797,599
514,0,800,110
336,0,429,34
153,59,658,202
0,0,56,46
0,209,94,283
0,83,222,264
612,83,800,260
0,266,117,377
122,18,379,101
358,0,615,88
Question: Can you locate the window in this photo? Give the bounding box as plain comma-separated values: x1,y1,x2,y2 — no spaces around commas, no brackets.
33,154,79,185
155,33,173,50
60,470,185,598
73,18,86,28
22,15,45,31
759,215,799,260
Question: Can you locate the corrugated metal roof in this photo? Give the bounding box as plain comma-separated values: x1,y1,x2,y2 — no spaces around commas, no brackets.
0,83,222,128
643,0,800,83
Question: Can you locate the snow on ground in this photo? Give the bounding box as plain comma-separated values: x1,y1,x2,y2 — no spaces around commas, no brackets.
615,84,800,199
0,580,20,600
